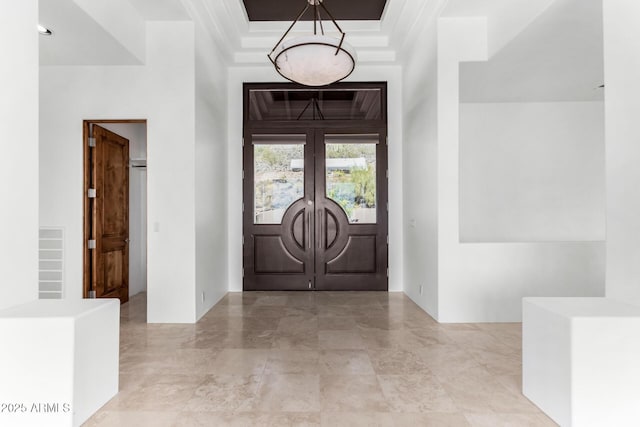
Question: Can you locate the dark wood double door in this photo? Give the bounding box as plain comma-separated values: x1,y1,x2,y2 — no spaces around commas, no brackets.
243,128,388,291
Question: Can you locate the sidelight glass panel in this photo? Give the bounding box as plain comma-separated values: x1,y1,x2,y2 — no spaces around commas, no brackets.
325,135,377,224
254,135,305,224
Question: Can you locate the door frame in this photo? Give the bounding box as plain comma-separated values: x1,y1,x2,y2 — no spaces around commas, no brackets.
242,82,388,291
82,119,146,300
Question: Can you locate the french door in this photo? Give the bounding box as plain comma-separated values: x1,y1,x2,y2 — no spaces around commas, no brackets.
243,129,388,291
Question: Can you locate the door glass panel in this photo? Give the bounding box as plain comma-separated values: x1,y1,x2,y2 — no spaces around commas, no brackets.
249,88,383,121
325,134,378,224
253,134,305,224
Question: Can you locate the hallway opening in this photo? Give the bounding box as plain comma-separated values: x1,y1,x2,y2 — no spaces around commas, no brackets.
83,120,148,311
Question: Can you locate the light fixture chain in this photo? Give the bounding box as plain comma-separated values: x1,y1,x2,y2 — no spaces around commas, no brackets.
317,4,325,35
269,0,356,86
318,1,344,34
268,3,310,57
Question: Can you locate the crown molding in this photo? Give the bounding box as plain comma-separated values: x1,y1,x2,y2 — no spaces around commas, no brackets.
183,0,451,67
392,0,449,60
181,0,250,64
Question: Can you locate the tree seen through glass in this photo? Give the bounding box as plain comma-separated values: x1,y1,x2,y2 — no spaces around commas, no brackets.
253,140,377,224
254,144,304,224
325,143,377,223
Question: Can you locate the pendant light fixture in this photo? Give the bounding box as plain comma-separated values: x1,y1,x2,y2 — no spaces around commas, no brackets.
268,0,356,87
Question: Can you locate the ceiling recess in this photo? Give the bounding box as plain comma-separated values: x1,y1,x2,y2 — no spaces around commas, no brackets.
242,0,387,22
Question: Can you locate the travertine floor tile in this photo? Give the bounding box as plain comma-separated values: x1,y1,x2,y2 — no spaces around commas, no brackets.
104,373,203,412
277,315,319,334
393,412,472,427
377,374,457,412
254,295,289,306
182,374,261,412
368,348,430,375
464,413,558,427
83,410,179,427
407,326,455,346
206,304,248,317
320,411,396,427
254,374,321,412
319,350,376,375
173,412,321,427
414,344,485,378
358,328,408,349
264,350,320,375
274,331,320,350
318,330,366,349
246,305,287,318
355,315,404,330
218,329,278,349
83,292,559,427
320,375,389,412
210,349,269,375
119,348,220,376
318,315,357,330
440,369,539,414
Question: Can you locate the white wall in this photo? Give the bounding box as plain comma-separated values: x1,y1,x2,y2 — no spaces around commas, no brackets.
99,123,147,298
226,65,404,293
401,8,440,318
144,23,195,320
442,0,557,58
604,0,640,306
460,101,605,242
194,21,229,320
0,2,39,310
40,22,198,322
435,16,604,322
130,168,147,296
73,0,146,62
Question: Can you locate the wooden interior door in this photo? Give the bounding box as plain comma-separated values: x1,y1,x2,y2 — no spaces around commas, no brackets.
91,125,130,303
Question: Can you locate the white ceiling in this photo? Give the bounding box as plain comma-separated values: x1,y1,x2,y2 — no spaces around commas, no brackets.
128,0,190,21
459,0,604,103
38,0,438,66
39,0,142,65
39,0,605,104
39,0,190,65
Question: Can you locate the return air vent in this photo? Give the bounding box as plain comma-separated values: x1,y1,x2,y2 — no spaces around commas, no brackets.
39,227,64,299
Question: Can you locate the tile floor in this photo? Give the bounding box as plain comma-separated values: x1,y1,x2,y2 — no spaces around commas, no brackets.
85,292,557,426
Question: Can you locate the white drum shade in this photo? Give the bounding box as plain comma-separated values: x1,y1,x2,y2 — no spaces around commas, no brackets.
272,35,357,87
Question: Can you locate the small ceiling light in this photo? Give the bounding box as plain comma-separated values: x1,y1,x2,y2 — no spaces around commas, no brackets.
38,25,53,35
268,0,356,87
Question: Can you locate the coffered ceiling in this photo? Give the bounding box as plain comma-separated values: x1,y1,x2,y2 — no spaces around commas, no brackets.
241,0,388,22
179,0,437,66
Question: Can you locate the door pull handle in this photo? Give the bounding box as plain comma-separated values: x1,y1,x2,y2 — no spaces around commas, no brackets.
307,211,311,249
317,209,323,249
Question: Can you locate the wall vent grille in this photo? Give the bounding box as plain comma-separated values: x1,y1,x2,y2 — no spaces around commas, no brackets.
39,227,64,299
